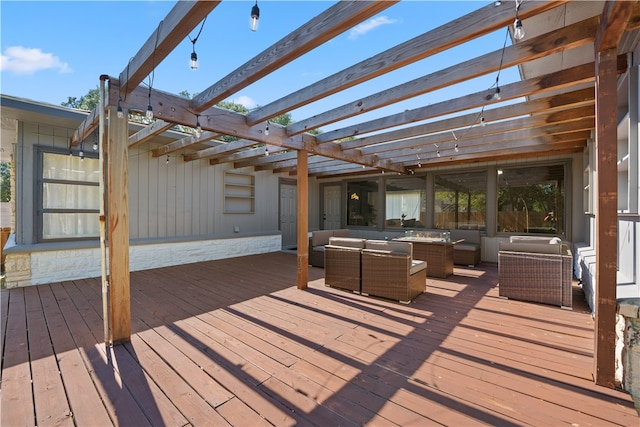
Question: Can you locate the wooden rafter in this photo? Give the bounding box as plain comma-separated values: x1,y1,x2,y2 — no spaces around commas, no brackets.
191,0,398,113
285,15,598,136
247,0,569,126
70,1,220,146
316,58,625,144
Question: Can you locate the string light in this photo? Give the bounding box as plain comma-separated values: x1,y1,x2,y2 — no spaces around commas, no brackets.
117,96,125,119
195,115,202,138
454,143,459,153
188,17,207,70
79,141,85,161
250,0,260,32
146,89,154,120
264,121,270,136
416,153,421,168
480,115,486,126
146,20,161,121
513,18,525,40
92,131,98,151
513,0,525,41
264,144,269,156
166,155,170,164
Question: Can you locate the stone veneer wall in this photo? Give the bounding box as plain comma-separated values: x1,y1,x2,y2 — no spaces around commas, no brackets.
3,234,281,288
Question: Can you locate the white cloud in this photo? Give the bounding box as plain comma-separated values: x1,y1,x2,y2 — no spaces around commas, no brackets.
233,95,257,109
0,46,72,75
348,16,398,40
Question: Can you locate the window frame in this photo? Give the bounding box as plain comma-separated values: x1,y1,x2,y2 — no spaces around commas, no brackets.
36,146,100,242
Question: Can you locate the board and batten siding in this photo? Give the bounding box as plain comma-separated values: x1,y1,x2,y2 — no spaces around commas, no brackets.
5,120,283,287
129,144,281,239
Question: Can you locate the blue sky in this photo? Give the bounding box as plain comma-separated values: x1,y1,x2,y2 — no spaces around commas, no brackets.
1,1,520,130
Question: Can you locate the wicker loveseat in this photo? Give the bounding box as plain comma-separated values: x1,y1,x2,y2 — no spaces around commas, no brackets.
498,236,573,309
308,229,350,268
361,240,427,304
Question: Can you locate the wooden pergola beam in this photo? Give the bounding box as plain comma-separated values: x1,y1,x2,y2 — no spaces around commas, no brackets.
128,119,174,148
317,57,626,144
340,87,595,150
191,0,398,114
119,1,220,99
151,131,220,157
247,0,568,126
70,1,220,146
360,106,595,156
286,15,598,135
183,139,262,162
118,82,403,172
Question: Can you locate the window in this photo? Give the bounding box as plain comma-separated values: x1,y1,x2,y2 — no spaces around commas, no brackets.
347,180,378,227
39,149,100,241
385,176,426,228
497,164,565,235
435,171,486,230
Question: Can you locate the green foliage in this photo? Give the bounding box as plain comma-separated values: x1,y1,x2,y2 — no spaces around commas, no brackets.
61,86,100,111
0,162,11,202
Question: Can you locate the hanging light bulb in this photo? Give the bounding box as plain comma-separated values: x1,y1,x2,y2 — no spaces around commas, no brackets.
493,86,501,101
250,1,260,31
480,115,486,127
79,142,85,161
190,50,199,70
146,103,154,120
264,144,269,156
92,139,98,152
264,121,270,136
166,155,170,164
195,116,202,138
513,18,525,41
454,143,459,153
436,150,441,158
117,96,125,119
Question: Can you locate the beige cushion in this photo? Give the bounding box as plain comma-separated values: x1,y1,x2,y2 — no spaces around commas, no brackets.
332,229,350,238
328,237,365,249
499,241,561,255
311,230,334,247
365,240,412,256
450,229,481,245
410,260,427,275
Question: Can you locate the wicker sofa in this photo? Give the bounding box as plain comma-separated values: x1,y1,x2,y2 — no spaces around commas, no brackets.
361,240,427,304
450,229,481,266
498,236,573,309
308,229,350,268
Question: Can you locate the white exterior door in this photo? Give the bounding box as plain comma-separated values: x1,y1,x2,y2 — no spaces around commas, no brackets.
280,182,297,248
323,185,341,229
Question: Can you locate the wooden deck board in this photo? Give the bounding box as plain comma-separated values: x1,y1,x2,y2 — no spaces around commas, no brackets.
1,252,638,426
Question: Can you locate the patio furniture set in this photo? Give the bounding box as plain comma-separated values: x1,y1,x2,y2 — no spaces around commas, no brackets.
324,237,427,304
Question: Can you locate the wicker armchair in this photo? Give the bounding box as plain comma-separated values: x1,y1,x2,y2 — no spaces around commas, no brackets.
324,237,366,293
498,238,573,309
361,240,427,304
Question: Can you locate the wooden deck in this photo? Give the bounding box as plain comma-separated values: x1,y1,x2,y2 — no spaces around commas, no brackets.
1,252,637,426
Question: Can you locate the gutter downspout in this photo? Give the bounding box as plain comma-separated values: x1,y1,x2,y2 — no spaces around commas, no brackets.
99,75,110,345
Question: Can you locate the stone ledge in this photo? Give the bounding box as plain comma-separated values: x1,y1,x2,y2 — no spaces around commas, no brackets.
618,298,640,319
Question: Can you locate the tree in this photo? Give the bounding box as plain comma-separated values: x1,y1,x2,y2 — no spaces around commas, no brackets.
61,86,100,111
0,162,11,202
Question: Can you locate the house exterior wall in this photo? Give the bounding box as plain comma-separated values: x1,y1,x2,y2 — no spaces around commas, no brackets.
3,107,286,287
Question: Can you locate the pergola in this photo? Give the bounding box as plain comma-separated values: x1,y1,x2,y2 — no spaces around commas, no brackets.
68,0,640,389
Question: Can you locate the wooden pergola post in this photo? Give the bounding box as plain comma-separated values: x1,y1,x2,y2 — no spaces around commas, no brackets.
297,150,308,290
593,0,634,388
107,104,131,344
